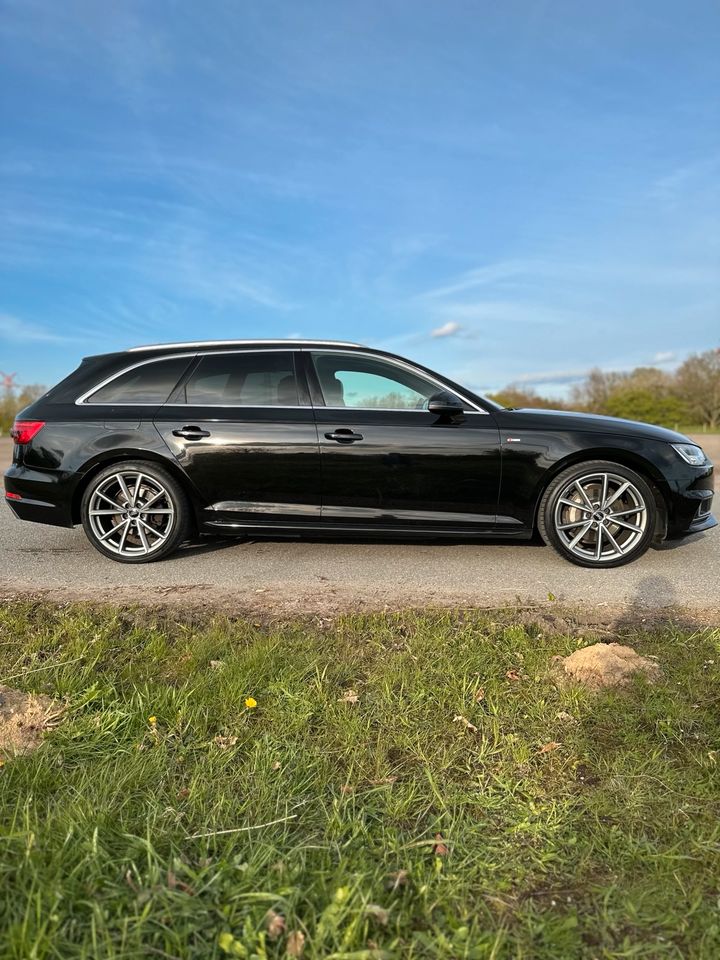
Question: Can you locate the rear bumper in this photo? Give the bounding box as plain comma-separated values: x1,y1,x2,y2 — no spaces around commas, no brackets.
4,464,77,528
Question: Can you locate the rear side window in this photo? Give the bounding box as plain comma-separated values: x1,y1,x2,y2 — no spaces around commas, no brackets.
181,352,300,406
85,357,192,404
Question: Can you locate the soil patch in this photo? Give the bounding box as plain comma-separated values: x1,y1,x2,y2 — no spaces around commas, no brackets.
0,685,61,758
558,642,661,690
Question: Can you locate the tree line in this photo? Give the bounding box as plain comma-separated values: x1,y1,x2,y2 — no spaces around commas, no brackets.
489,347,720,430
0,385,45,435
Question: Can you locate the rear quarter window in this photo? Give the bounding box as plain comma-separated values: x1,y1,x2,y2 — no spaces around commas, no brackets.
85,357,192,404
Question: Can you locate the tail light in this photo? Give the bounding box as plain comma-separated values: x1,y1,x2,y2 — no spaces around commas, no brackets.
10,420,45,444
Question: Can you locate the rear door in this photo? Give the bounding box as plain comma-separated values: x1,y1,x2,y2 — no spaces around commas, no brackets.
305,350,502,530
153,350,322,527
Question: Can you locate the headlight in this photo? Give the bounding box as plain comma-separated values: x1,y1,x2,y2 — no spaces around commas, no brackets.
671,443,707,466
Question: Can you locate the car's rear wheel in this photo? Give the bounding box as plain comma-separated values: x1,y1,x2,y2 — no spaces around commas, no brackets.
537,460,657,568
81,461,191,563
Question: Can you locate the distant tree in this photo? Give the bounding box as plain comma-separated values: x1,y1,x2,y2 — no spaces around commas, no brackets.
675,349,720,429
487,386,563,410
604,386,689,426
0,384,46,435
569,368,626,414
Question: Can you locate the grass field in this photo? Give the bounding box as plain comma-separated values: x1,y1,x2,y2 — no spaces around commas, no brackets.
1,605,720,958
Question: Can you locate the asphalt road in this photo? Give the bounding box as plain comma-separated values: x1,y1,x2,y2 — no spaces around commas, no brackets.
1,435,718,617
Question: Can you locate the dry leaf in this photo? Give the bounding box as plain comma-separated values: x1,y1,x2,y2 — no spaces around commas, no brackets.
538,741,560,754
209,660,225,670
213,734,238,749
555,711,576,724
167,869,176,890
272,760,282,771
340,783,354,794
365,903,389,925
453,715,478,733
474,687,485,702
266,909,286,941
432,833,449,857
338,689,359,704
506,670,521,681
370,776,398,785
386,868,409,891
286,930,305,957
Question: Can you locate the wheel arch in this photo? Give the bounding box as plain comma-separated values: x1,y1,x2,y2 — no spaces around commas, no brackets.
71,450,201,527
532,447,669,539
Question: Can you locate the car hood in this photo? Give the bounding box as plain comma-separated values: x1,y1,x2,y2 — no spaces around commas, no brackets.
496,407,692,444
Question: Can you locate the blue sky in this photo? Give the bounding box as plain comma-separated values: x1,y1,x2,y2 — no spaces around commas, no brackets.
1,0,718,396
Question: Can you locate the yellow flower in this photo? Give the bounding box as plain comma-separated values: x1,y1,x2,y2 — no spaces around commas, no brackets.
244,697,257,709
148,716,157,725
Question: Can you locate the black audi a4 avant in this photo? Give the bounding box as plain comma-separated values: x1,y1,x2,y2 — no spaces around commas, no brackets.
4,339,716,567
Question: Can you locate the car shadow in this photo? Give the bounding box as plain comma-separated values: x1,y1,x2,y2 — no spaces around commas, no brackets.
176,536,245,558
177,532,547,554
650,530,713,552
612,573,712,634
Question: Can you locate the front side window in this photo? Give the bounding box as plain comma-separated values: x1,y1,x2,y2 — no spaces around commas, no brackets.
311,352,452,410
86,356,192,404
182,351,300,406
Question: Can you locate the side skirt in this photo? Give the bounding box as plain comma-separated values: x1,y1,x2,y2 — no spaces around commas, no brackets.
200,518,533,541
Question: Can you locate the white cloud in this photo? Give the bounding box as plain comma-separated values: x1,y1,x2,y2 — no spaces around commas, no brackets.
653,350,676,364
431,321,462,338
0,313,75,343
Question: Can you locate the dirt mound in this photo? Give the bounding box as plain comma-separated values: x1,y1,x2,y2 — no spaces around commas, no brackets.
559,642,661,690
0,685,61,758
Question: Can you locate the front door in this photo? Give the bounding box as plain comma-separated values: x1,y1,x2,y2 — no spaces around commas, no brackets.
153,350,322,526
305,350,502,530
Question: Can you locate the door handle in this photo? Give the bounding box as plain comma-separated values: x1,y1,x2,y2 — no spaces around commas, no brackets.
324,429,364,444
172,426,211,440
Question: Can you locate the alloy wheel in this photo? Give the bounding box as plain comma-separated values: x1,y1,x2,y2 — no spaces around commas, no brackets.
552,471,648,563
87,470,175,558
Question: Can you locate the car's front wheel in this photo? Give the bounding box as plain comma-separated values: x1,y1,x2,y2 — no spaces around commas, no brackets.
537,460,657,568
81,460,191,563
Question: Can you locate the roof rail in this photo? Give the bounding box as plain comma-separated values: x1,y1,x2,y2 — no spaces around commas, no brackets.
127,338,364,352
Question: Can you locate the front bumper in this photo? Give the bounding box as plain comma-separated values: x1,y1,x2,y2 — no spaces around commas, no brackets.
663,462,716,539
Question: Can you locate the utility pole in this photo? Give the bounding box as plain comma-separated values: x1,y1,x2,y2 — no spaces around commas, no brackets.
0,372,18,393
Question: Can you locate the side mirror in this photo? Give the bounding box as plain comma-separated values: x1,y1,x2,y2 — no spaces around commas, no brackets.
427,392,465,418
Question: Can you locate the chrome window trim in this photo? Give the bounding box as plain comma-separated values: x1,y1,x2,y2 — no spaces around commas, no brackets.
75,348,302,406
76,345,490,414
307,348,488,414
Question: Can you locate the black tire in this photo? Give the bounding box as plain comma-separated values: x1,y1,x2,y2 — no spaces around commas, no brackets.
80,460,192,563
537,459,657,568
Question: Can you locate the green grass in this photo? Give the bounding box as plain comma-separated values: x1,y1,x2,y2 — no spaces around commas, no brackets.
1,603,719,959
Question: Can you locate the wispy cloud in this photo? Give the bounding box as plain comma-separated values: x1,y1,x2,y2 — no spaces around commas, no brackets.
651,154,720,204
0,313,77,344
418,258,719,303
418,261,531,300
506,350,685,390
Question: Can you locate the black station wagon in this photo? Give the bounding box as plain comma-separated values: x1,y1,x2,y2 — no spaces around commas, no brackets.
4,339,716,567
